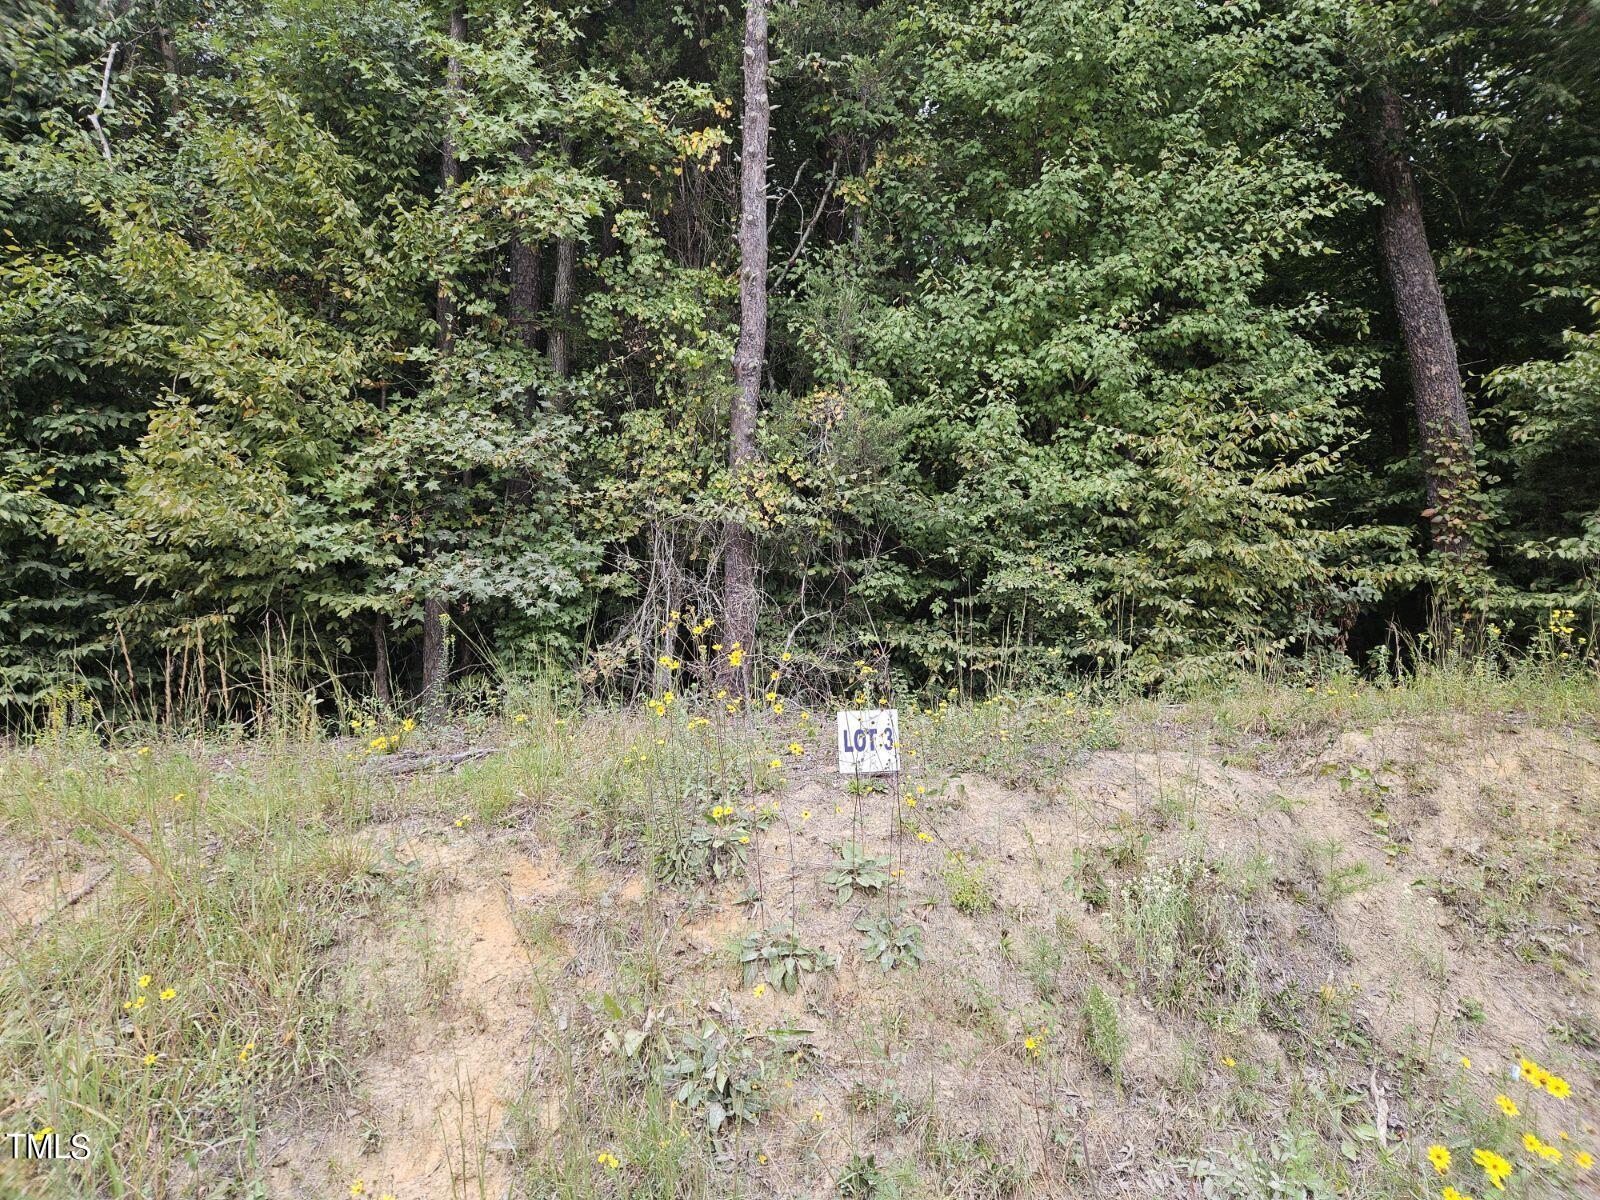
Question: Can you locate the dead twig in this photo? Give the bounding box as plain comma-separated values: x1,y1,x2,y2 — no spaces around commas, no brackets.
44,864,113,921
362,746,502,776
774,158,840,279
88,43,118,164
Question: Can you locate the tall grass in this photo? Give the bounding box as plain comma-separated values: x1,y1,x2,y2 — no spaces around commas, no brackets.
0,740,381,1196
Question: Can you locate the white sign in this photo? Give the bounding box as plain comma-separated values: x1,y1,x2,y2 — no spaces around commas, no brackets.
836,708,901,775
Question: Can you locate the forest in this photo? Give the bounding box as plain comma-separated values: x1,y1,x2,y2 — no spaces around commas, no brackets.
3,0,1599,720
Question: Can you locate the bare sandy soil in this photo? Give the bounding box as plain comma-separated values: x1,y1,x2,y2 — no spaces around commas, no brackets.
219,714,1600,1199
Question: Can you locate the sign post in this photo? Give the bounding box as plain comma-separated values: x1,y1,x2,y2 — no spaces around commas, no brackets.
836,708,901,776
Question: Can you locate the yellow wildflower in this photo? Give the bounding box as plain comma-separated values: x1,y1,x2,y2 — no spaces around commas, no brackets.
1472,1147,1513,1191
1428,1144,1451,1174
1521,1132,1562,1163
1495,1094,1519,1118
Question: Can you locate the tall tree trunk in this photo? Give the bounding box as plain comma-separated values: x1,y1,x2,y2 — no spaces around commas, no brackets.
510,260,543,355
547,132,577,401
373,615,392,708
548,234,575,390
509,141,544,375
420,4,466,719
509,237,543,354
1366,85,1482,566
509,232,543,425
720,0,770,692
421,597,448,710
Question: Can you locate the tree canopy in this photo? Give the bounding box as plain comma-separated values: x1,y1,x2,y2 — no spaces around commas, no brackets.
3,0,1597,717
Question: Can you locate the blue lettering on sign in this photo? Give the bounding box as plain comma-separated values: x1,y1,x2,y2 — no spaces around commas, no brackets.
840,722,896,751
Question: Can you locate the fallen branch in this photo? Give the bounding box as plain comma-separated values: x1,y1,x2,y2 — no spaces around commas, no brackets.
49,864,112,918
361,746,502,776
3,864,113,957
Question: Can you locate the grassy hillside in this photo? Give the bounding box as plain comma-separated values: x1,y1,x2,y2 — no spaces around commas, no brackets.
3,669,1599,1199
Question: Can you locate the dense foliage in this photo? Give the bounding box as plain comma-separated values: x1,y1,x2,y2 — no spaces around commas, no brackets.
2,0,1597,717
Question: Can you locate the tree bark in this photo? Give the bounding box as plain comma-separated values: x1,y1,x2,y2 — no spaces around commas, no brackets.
720,0,770,692
373,615,392,708
510,250,542,355
509,140,544,450
1366,85,1482,565
509,238,543,353
547,137,576,401
548,235,575,388
421,597,448,712
420,4,466,718
550,236,576,382
509,141,544,368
